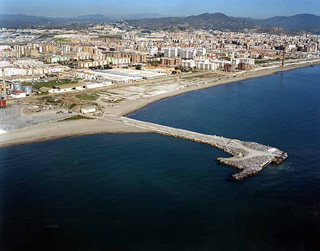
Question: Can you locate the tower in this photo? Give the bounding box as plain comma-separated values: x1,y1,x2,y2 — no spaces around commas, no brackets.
1,68,7,100
282,45,287,67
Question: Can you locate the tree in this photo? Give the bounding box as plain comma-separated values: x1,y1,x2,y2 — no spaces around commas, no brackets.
104,64,112,69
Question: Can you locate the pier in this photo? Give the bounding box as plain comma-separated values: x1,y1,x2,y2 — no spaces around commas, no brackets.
103,115,288,180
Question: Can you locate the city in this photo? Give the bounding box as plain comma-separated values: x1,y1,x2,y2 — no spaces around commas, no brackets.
1,0,320,250
1,22,320,125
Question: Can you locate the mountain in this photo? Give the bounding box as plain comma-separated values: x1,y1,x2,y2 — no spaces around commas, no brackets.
0,14,53,28
258,14,320,34
129,13,258,30
52,14,114,24
127,12,258,31
181,13,256,29
111,13,169,20
51,13,168,24
1,13,320,34
75,14,106,20
127,13,320,33
0,13,169,27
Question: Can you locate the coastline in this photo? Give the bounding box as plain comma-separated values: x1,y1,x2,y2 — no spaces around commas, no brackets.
0,118,151,148
0,60,319,148
119,60,320,116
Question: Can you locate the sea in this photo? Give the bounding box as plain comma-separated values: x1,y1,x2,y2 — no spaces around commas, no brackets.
1,65,320,251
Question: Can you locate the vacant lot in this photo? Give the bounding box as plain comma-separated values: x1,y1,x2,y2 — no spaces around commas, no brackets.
75,93,99,101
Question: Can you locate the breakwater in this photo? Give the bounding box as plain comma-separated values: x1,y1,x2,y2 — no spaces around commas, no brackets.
103,115,288,180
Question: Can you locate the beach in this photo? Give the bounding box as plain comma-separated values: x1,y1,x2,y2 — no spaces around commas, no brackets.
0,58,319,148
0,118,150,148
110,59,320,116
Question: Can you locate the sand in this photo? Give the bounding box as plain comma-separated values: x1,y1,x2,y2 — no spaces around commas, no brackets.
101,59,320,116
0,118,150,148
0,59,319,148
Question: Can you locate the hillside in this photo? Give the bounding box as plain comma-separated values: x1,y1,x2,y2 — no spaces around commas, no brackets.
0,13,168,28
1,12,320,34
0,14,53,28
127,13,320,33
258,14,320,34
128,13,258,30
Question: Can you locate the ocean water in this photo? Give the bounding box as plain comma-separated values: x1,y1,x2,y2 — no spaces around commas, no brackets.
1,65,320,251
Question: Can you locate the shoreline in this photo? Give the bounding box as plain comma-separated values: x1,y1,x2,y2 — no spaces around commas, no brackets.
0,118,151,148
0,60,319,148
120,60,320,116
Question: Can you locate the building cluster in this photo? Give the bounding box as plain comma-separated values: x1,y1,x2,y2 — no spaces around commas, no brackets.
0,23,320,99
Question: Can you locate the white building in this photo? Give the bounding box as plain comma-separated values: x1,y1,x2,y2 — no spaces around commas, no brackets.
181,60,196,68
240,58,255,65
3,64,68,77
195,60,218,71
48,81,112,94
149,47,158,56
75,69,135,84
81,106,96,115
180,49,197,59
196,48,207,56
86,82,112,89
231,58,255,66
182,59,218,70
11,91,27,99
0,61,12,68
212,59,230,68
13,59,44,67
231,58,241,65
163,47,179,58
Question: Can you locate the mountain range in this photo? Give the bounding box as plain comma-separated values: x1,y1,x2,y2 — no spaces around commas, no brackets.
0,13,168,28
128,13,320,34
1,13,320,34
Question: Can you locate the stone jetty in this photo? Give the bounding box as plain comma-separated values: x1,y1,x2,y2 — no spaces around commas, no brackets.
103,115,288,180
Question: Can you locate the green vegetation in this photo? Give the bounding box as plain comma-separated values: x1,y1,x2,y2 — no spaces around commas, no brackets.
98,91,117,95
34,91,48,96
89,64,112,70
59,115,94,122
53,38,71,43
68,103,77,109
75,93,99,101
98,34,122,39
149,60,159,66
175,66,192,72
38,96,55,103
38,33,56,39
255,58,281,64
23,79,78,89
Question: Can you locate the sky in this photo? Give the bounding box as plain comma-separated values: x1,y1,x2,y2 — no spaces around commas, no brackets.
0,0,320,18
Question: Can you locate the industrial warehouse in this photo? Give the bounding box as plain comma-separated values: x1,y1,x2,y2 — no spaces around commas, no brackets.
0,61,168,99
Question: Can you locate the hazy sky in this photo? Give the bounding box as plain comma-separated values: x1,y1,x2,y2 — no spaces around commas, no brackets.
1,0,320,18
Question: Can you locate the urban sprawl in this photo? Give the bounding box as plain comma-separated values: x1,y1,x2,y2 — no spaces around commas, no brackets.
1,21,320,113
1,21,318,178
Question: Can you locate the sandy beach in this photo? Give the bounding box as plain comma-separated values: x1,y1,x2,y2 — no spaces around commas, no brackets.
0,118,150,148
0,59,319,148
111,59,320,116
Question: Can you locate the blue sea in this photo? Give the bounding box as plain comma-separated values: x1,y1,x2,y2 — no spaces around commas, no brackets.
1,65,320,250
